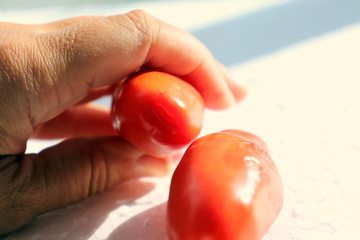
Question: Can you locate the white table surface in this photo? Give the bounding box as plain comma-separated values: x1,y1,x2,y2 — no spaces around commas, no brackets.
1,0,360,239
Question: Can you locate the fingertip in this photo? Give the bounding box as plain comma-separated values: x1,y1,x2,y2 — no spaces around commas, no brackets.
217,62,249,104
228,78,249,103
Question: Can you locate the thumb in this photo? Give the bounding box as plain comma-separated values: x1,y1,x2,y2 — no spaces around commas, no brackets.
0,136,170,235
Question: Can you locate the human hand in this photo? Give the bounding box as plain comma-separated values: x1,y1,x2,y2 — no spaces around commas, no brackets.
0,10,246,235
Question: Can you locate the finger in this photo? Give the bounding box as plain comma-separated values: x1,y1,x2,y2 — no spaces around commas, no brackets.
181,57,238,109
45,10,245,112
120,11,247,109
32,103,117,139
0,136,172,234
131,11,245,109
141,21,238,109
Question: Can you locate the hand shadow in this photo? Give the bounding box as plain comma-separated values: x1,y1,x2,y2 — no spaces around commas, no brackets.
108,202,168,240
7,179,156,240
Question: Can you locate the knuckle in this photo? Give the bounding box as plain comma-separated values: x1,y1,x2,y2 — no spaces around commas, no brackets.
126,9,150,30
84,138,109,197
80,138,136,197
51,138,110,199
123,9,157,44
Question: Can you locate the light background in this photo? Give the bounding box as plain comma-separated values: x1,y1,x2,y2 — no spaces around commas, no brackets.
1,0,360,239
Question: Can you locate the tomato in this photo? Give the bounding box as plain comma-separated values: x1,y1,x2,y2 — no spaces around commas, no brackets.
111,71,205,157
167,130,283,240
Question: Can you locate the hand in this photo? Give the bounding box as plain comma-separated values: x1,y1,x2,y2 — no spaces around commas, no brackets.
0,10,246,234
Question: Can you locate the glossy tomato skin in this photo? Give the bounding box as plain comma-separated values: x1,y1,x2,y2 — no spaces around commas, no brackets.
112,71,205,157
167,130,283,240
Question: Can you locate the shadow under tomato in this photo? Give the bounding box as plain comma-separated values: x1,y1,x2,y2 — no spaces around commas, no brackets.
7,179,156,240
108,202,169,240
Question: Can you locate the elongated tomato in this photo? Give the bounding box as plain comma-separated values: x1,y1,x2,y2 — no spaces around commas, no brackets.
111,71,205,157
167,130,283,240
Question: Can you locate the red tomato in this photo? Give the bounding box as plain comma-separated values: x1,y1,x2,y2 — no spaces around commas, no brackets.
167,130,283,240
111,71,205,157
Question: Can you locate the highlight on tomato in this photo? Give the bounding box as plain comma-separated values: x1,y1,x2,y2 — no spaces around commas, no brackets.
167,129,283,240
111,71,205,157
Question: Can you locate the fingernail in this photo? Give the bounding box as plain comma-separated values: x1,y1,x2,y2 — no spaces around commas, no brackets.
133,155,172,177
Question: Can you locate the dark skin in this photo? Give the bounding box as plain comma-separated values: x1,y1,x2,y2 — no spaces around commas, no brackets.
0,10,246,235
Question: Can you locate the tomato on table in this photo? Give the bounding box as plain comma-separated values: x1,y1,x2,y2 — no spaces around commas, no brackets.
167,130,283,240
111,71,205,157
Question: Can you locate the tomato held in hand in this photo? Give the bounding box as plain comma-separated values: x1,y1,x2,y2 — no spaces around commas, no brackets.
111,71,205,157
167,130,283,240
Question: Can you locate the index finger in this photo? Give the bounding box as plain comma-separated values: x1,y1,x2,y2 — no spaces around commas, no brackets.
48,10,246,110
132,10,245,109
